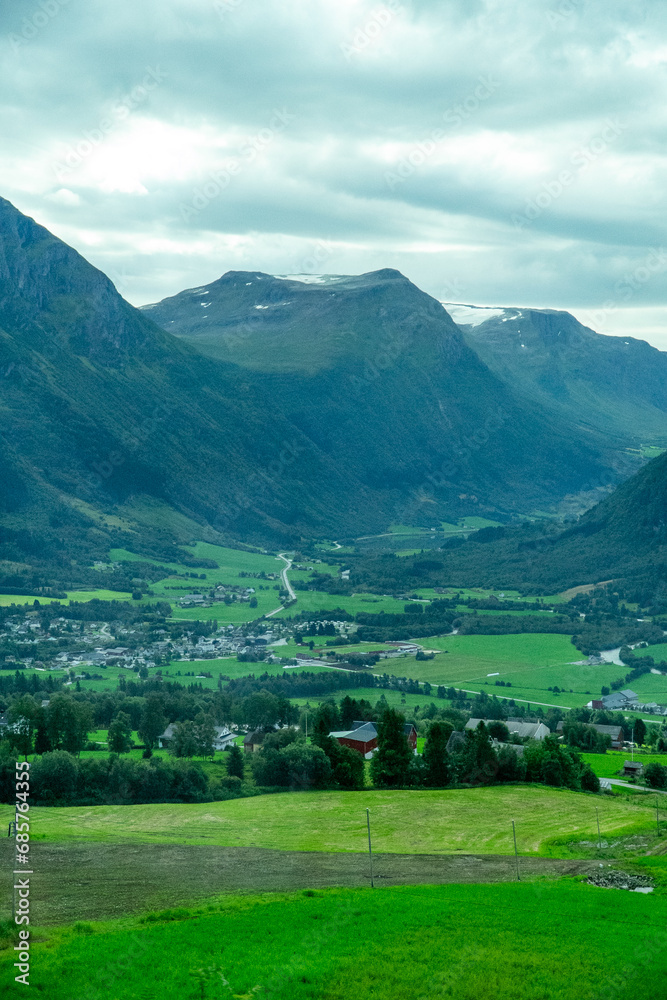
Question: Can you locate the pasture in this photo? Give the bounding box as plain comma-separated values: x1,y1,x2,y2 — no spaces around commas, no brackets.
4,786,656,856
2,882,665,999
381,633,579,689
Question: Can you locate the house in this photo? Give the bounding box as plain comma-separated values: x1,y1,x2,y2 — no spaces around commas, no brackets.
243,729,267,754
446,730,466,754
158,724,236,750
592,724,624,749
465,718,550,741
623,760,644,777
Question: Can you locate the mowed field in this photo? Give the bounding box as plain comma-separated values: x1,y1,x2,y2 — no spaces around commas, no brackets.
2,882,666,1000
4,786,657,855
380,633,624,708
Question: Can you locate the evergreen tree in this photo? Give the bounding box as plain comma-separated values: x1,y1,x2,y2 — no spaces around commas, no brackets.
423,721,450,787
227,743,245,779
370,708,411,788
138,696,167,750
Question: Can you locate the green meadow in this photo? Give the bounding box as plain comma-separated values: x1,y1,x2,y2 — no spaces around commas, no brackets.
3,882,665,1000
5,786,656,855
582,751,667,778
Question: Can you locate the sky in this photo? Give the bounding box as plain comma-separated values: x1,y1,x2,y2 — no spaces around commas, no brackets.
1,0,667,346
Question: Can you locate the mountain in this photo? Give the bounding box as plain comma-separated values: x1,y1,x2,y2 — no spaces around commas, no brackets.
0,198,640,578
143,269,622,525
446,303,667,446
0,199,375,554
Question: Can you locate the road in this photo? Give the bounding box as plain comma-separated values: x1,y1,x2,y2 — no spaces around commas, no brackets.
607,778,667,796
277,553,296,601
265,553,296,617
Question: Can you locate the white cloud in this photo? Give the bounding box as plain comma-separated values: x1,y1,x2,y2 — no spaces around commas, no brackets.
0,0,665,344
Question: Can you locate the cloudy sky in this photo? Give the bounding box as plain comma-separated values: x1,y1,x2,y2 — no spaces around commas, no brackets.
2,0,667,345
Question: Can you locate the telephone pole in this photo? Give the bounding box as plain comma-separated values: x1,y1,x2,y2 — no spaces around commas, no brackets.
512,820,520,881
366,809,374,888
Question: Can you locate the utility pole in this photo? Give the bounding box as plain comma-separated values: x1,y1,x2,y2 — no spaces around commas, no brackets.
512,820,520,881
366,808,374,888
596,807,601,850
657,797,661,838
631,727,635,763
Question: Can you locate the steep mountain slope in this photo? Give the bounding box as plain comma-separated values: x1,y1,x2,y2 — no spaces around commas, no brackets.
371,448,667,598
0,199,377,549
143,270,623,524
446,303,667,445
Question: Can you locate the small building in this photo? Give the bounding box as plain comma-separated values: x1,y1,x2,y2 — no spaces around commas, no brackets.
623,760,644,777
243,729,267,754
446,730,466,754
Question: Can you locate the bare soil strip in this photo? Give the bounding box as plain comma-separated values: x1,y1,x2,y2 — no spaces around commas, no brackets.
0,842,602,924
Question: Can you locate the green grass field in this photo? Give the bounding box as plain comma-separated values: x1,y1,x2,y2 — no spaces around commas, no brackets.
0,588,133,608
6,786,657,856
382,633,578,688
272,591,415,619
2,882,665,999
582,751,667,779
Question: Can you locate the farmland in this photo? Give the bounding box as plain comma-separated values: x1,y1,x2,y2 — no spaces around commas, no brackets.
3,786,656,855
2,882,666,999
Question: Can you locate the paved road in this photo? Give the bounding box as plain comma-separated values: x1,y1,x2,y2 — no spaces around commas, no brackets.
607,778,667,796
277,552,296,601
264,553,296,617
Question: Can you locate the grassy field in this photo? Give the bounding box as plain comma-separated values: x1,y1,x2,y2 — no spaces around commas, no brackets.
582,751,667,779
381,633,579,690
2,882,665,999
5,786,657,855
0,588,133,608
272,591,416,619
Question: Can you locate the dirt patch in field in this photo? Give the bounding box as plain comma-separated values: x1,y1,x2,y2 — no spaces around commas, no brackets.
0,841,602,925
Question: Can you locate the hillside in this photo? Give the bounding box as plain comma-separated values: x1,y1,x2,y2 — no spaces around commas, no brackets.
0,198,646,584
357,448,667,600
447,303,667,446
143,269,623,525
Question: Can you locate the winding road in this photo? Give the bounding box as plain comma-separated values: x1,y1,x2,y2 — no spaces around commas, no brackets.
264,553,296,617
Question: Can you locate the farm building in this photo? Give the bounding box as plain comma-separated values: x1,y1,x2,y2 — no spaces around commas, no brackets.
331,723,378,758
330,720,418,758
623,760,644,777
